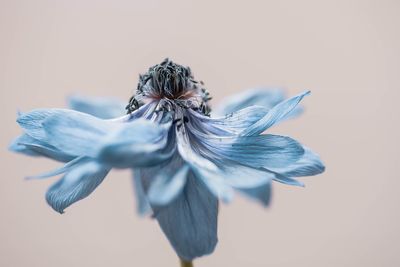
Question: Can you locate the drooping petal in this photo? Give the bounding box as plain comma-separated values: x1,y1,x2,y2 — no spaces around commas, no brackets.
132,170,152,216
95,118,173,168
148,164,189,206
27,157,89,179
142,169,218,261
17,109,69,140
239,182,272,206
240,91,310,136
274,147,325,177
68,94,125,119
9,134,74,162
41,110,114,156
273,174,305,187
176,126,234,202
46,161,110,213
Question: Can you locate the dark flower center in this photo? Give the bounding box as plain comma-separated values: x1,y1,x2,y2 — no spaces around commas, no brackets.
126,58,212,115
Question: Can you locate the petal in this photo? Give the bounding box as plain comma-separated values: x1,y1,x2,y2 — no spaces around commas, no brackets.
149,171,218,261
240,91,310,136
46,161,110,213
9,134,74,162
148,164,189,206
214,88,286,115
273,174,305,187
132,170,152,216
188,106,269,135
188,125,305,169
95,119,173,168
17,109,68,140
239,182,272,206
176,126,234,202
27,157,88,179
276,147,325,177
68,95,125,119
41,110,113,156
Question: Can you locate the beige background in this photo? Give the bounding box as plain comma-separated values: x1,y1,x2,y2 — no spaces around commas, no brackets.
1,0,399,266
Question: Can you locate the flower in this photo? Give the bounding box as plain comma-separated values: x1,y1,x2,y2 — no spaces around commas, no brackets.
10,58,325,262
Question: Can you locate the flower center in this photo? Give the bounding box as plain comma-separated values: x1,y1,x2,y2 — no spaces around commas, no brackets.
126,58,212,115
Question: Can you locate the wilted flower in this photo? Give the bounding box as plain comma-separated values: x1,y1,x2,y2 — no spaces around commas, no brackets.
10,59,324,263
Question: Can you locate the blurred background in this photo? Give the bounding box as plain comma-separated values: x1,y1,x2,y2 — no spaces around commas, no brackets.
1,0,399,266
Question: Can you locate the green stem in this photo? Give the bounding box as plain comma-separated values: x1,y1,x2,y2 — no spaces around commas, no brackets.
180,259,193,267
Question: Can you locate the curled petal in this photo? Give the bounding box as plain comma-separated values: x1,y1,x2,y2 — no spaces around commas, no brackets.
68,95,125,119
176,126,234,202
274,147,325,177
9,134,74,162
240,91,310,136
95,119,173,168
273,174,305,187
27,157,89,179
46,161,110,213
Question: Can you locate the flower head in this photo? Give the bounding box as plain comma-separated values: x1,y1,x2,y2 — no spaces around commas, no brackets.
10,59,325,261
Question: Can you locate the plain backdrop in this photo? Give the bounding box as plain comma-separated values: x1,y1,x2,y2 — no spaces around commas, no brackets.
1,0,399,266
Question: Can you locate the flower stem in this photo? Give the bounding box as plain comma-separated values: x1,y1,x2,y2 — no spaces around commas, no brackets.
180,259,193,267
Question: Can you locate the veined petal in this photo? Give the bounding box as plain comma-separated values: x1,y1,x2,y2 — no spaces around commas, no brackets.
151,172,218,261
17,109,69,140
214,88,285,115
46,161,110,213
9,134,74,162
68,95,125,119
188,106,269,135
190,128,305,169
132,170,152,216
176,126,234,202
240,91,310,136
275,147,325,177
148,164,189,206
95,118,173,168
41,109,113,156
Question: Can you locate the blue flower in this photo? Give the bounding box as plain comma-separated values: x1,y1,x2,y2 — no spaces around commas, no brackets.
10,59,325,261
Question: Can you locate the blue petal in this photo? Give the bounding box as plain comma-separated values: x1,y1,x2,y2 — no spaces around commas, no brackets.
95,118,173,168
17,109,68,140
46,161,110,213
195,132,305,169
132,170,152,216
240,91,310,136
9,134,74,162
176,127,234,202
149,171,218,261
273,174,305,187
68,95,125,119
189,106,269,136
27,157,89,179
276,147,325,177
41,110,114,157
214,88,286,115
239,182,272,206
148,164,189,206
